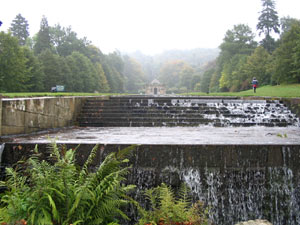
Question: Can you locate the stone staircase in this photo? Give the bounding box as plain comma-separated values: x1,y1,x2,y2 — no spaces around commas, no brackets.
77,96,300,127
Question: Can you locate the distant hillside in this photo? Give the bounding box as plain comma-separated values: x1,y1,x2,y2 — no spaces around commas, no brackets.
125,48,220,82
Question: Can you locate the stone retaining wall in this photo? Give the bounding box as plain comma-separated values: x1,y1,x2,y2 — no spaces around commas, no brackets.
0,96,108,136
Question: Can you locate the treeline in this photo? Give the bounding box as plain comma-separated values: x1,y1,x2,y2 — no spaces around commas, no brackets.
0,15,145,93
201,0,300,93
128,48,219,93
130,0,300,94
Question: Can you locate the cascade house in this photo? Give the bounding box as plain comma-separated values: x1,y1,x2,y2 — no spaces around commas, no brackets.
145,79,166,95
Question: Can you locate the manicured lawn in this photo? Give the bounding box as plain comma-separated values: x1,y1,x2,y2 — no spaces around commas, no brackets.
1,84,300,98
185,84,300,98
0,92,126,98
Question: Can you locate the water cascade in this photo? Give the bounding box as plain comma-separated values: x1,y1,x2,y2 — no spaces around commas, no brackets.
78,96,300,127
1,95,300,224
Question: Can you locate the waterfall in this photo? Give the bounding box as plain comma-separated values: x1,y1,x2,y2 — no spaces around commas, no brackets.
0,143,4,166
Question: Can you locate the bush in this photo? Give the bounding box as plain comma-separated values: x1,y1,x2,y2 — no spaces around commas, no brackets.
0,142,136,225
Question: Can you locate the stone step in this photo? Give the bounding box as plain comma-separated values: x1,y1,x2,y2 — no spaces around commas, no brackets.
77,116,293,125
79,121,291,127
77,97,299,127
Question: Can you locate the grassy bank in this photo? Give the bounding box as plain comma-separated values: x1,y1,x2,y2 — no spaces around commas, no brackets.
0,92,126,98
1,84,300,98
185,84,300,98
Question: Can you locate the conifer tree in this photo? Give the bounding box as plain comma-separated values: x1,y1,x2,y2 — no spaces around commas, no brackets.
9,13,29,45
257,0,280,52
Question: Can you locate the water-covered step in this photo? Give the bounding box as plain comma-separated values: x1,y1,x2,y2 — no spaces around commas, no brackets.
77,97,300,127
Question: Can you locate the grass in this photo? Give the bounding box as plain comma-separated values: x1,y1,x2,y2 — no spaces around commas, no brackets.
1,84,300,98
184,84,300,98
0,92,128,98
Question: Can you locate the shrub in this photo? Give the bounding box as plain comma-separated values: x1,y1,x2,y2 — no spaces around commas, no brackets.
0,142,136,225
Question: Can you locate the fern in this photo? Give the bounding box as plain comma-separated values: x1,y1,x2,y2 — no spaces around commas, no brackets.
0,142,137,225
136,183,209,225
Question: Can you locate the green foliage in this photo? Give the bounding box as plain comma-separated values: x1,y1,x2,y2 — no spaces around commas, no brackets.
123,55,146,93
269,22,300,84
38,49,66,91
9,14,30,46
159,60,195,93
23,47,45,92
209,24,257,93
136,183,209,225
34,16,52,55
257,0,280,52
0,143,137,225
0,32,29,92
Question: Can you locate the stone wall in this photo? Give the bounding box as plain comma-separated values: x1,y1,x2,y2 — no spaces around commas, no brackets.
0,96,108,136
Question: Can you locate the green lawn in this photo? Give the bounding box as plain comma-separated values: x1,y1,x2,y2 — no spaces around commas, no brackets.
1,84,300,98
185,84,300,98
0,92,126,98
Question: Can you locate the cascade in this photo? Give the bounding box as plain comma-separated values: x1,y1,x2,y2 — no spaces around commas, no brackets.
78,97,300,127
1,96,300,224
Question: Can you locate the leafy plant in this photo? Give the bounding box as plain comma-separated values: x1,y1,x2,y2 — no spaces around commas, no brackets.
0,142,137,225
136,183,209,225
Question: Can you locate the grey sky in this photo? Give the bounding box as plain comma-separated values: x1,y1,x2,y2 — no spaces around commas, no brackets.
1,0,299,55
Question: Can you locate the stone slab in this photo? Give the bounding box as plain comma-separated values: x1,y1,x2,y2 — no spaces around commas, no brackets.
5,126,300,145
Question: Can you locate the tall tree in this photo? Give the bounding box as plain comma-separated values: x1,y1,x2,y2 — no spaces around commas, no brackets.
123,55,145,93
158,60,191,92
270,22,300,84
210,24,257,92
0,32,29,92
257,0,280,52
23,47,45,91
241,46,271,87
9,14,29,45
38,49,64,91
93,63,110,92
50,24,91,57
34,16,52,55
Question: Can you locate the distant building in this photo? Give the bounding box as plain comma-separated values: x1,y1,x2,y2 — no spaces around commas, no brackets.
145,79,166,95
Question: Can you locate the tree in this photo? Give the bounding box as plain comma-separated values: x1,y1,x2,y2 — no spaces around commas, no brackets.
0,32,29,92
38,49,64,91
102,52,125,93
241,46,271,87
66,51,96,92
23,47,45,91
93,63,110,92
34,16,52,55
270,22,300,84
9,14,29,45
257,0,280,52
210,24,257,92
200,68,215,93
50,24,91,57
158,60,192,92
123,55,145,93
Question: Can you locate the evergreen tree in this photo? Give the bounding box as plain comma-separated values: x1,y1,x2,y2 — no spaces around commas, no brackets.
9,13,29,45
34,16,52,55
257,0,280,52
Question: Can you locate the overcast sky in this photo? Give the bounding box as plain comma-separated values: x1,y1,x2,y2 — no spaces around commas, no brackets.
1,0,300,55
